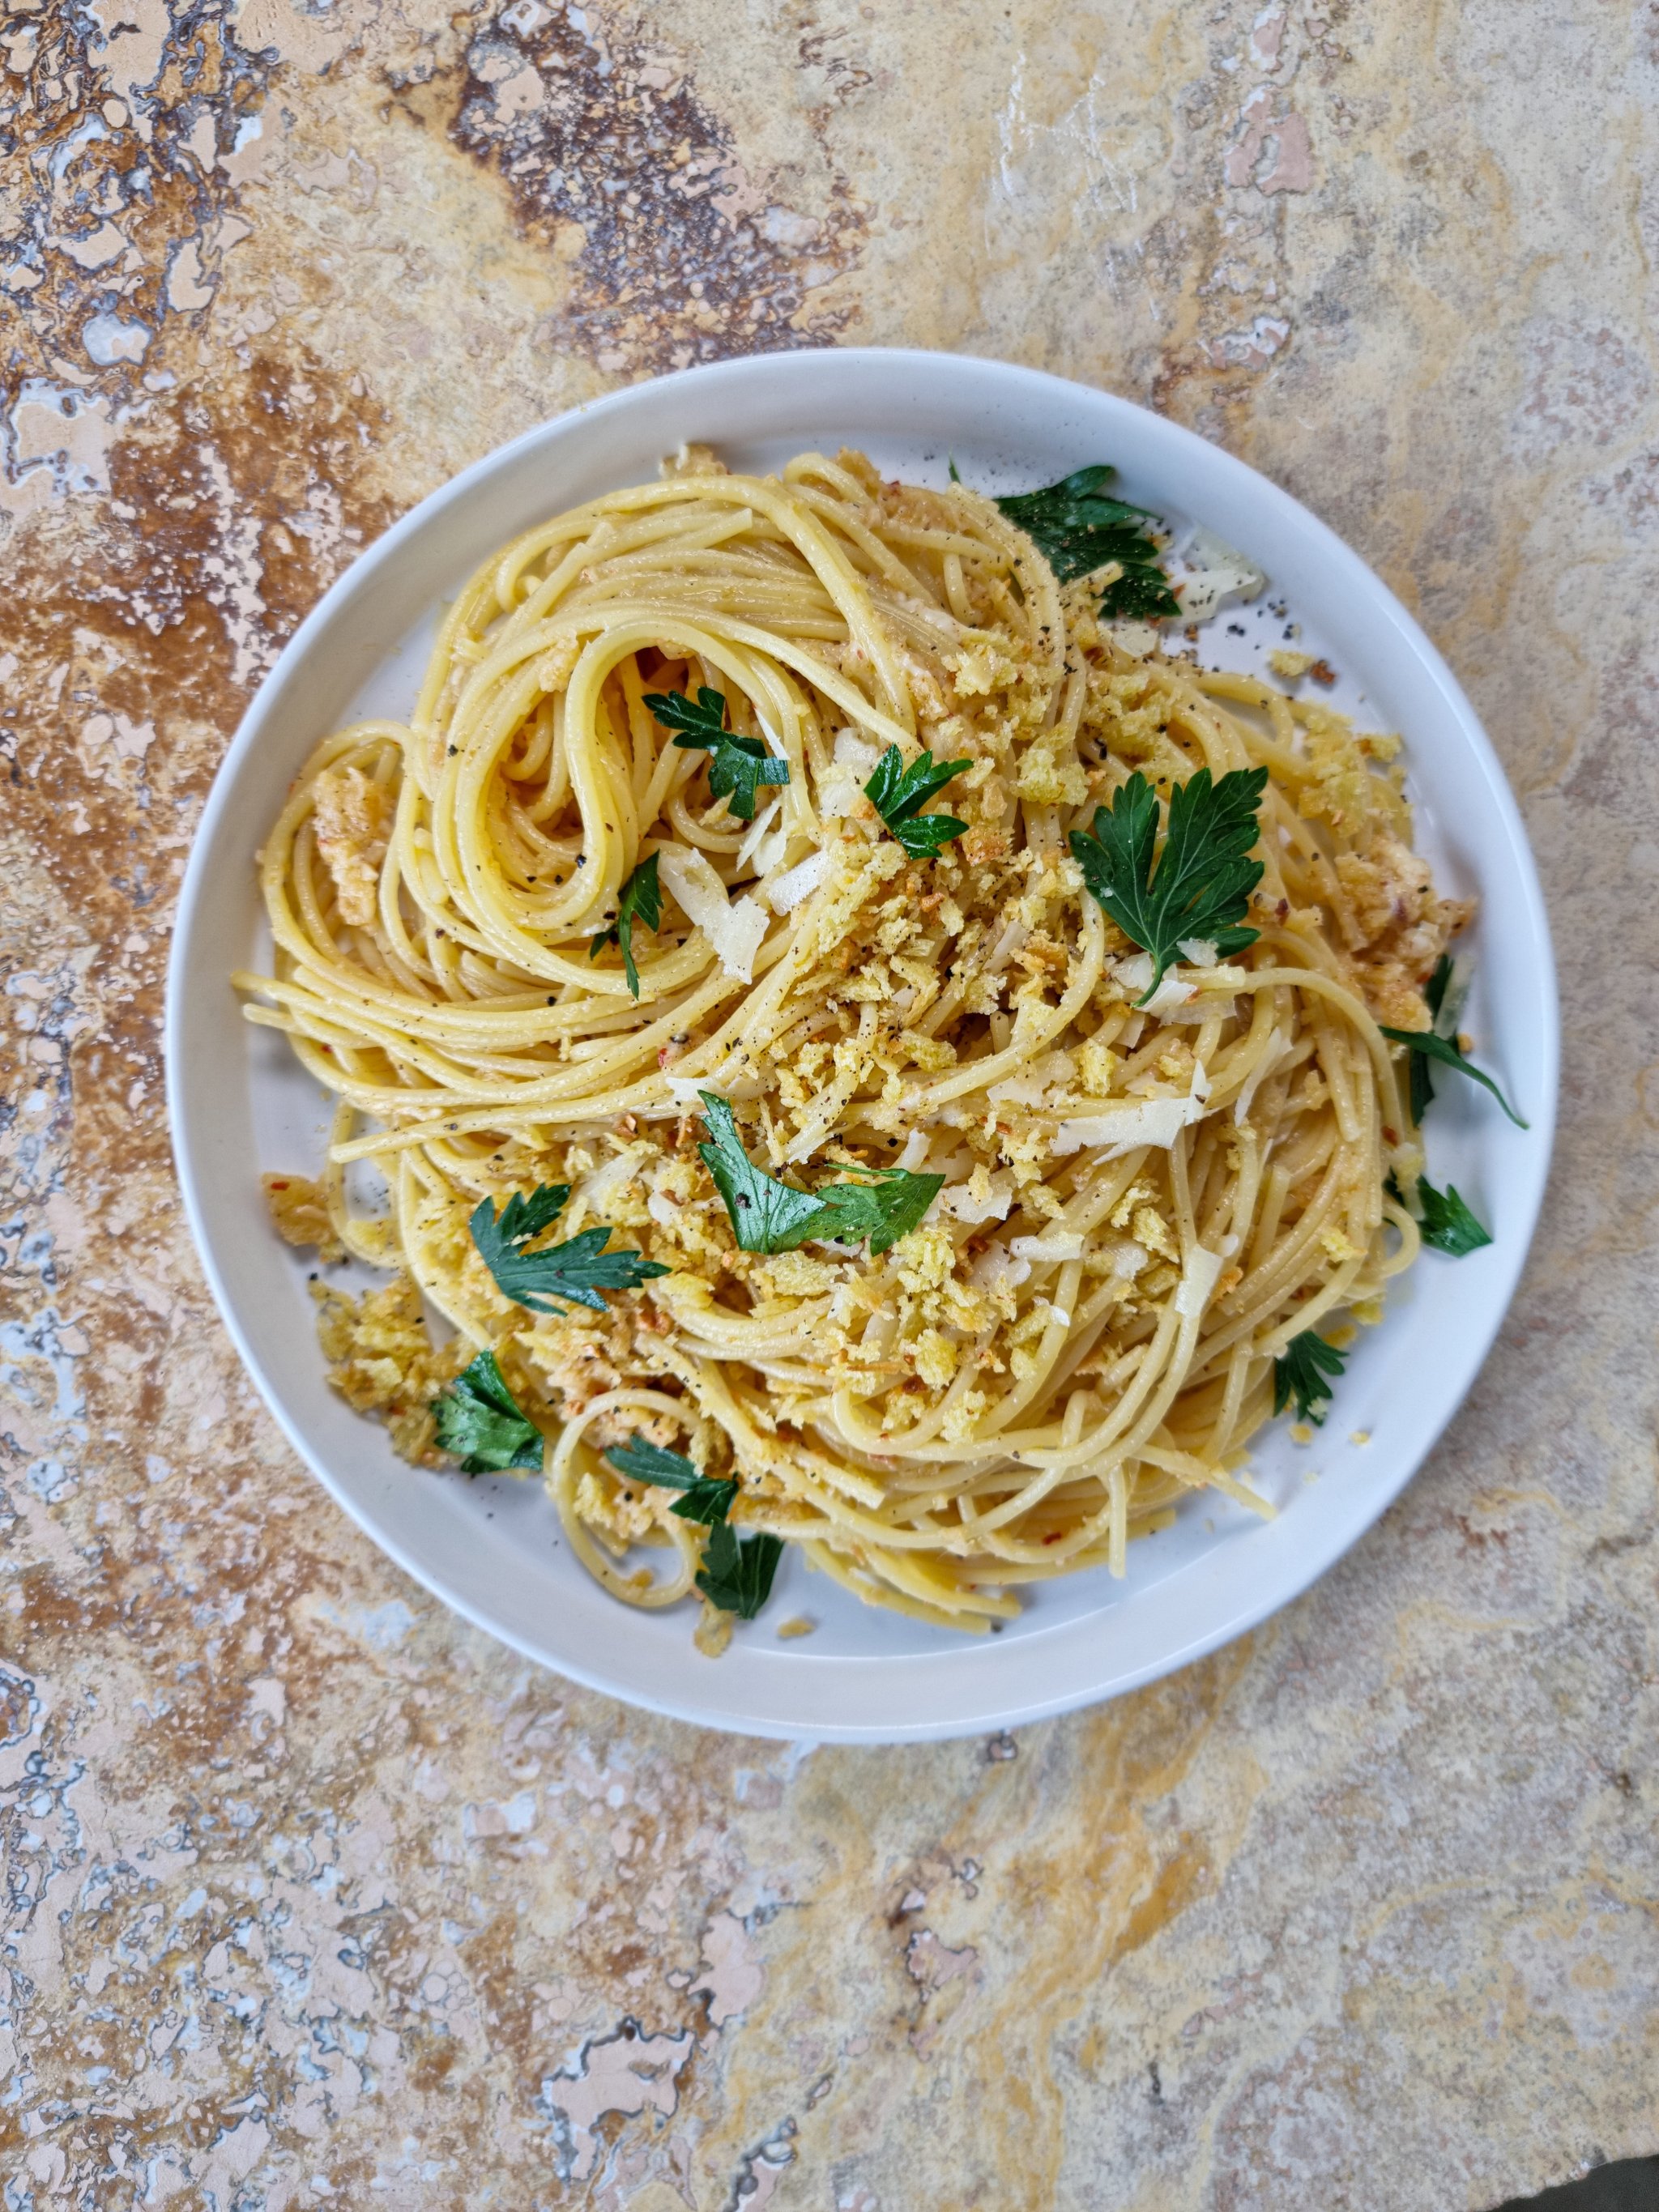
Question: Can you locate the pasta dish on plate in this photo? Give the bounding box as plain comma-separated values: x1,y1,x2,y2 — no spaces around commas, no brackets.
238,444,1513,1649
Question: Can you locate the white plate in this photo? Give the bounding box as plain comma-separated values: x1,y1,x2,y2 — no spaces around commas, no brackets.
166,349,1557,1743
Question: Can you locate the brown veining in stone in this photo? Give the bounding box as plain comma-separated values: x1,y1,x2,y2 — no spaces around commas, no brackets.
3,0,1658,2203
437,5,868,373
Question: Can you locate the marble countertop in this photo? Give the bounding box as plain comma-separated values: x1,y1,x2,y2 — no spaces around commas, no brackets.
3,2,1655,2204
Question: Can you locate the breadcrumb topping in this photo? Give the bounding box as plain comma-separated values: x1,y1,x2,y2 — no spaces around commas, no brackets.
311,765,392,929
262,1172,343,1263
312,1277,465,1467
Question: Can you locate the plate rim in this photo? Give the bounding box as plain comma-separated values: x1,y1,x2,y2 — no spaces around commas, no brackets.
165,345,1560,1742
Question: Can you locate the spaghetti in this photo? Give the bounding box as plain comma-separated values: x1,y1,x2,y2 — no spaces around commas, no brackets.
238,445,1468,1637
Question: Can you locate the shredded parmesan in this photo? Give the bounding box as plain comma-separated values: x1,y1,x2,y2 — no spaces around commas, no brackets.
1234,1025,1290,1126
821,727,884,817
658,845,769,982
734,794,783,870
1010,1231,1085,1264
937,1171,1015,1225
1142,971,1198,1017
1175,1246,1225,1321
971,1245,1033,1296
1052,1095,1195,1158
1172,526,1267,622
769,848,831,914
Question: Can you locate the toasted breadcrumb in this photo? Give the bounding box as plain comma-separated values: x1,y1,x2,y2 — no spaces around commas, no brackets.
1335,832,1473,1029
312,766,391,927
663,441,726,478
263,1172,344,1263
574,1468,677,1549
693,1600,735,1657
312,1277,464,1466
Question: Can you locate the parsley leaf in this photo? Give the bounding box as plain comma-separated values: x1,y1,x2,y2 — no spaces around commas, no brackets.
1070,765,1268,1003
470,1185,670,1315
589,853,662,1000
644,686,790,822
695,1516,784,1620
1380,1014,1526,1129
1396,953,1450,1122
601,1426,782,1614
885,812,970,859
432,1349,544,1473
1272,1332,1346,1426
863,745,972,858
1098,561,1187,623
1418,1176,1493,1256
604,1432,738,1527
696,1092,828,1255
697,1093,943,1255
1424,950,1453,1024
994,465,1181,618
812,1167,947,1256
487,1183,569,1246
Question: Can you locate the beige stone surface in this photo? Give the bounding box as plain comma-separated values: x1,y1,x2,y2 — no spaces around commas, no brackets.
2,2,1655,2204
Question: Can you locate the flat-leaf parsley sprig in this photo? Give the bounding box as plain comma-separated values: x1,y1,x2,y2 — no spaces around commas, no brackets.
643,685,790,822
433,1349,544,1473
602,1430,781,1619
992,465,1181,620
1399,951,1453,1124
470,1183,669,1315
863,744,972,859
695,1096,825,1254
1417,1176,1493,1256
604,1433,738,1526
1070,765,1269,1004
1380,1023,1526,1128
1372,952,1513,1255
697,1092,945,1256
1380,955,1525,1129
588,852,662,1001
1273,1332,1346,1426
696,1518,784,1620
1384,1163,1494,1259
809,1169,945,1254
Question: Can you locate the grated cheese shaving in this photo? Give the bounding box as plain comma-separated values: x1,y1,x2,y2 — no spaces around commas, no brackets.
658,845,769,983
769,848,832,914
